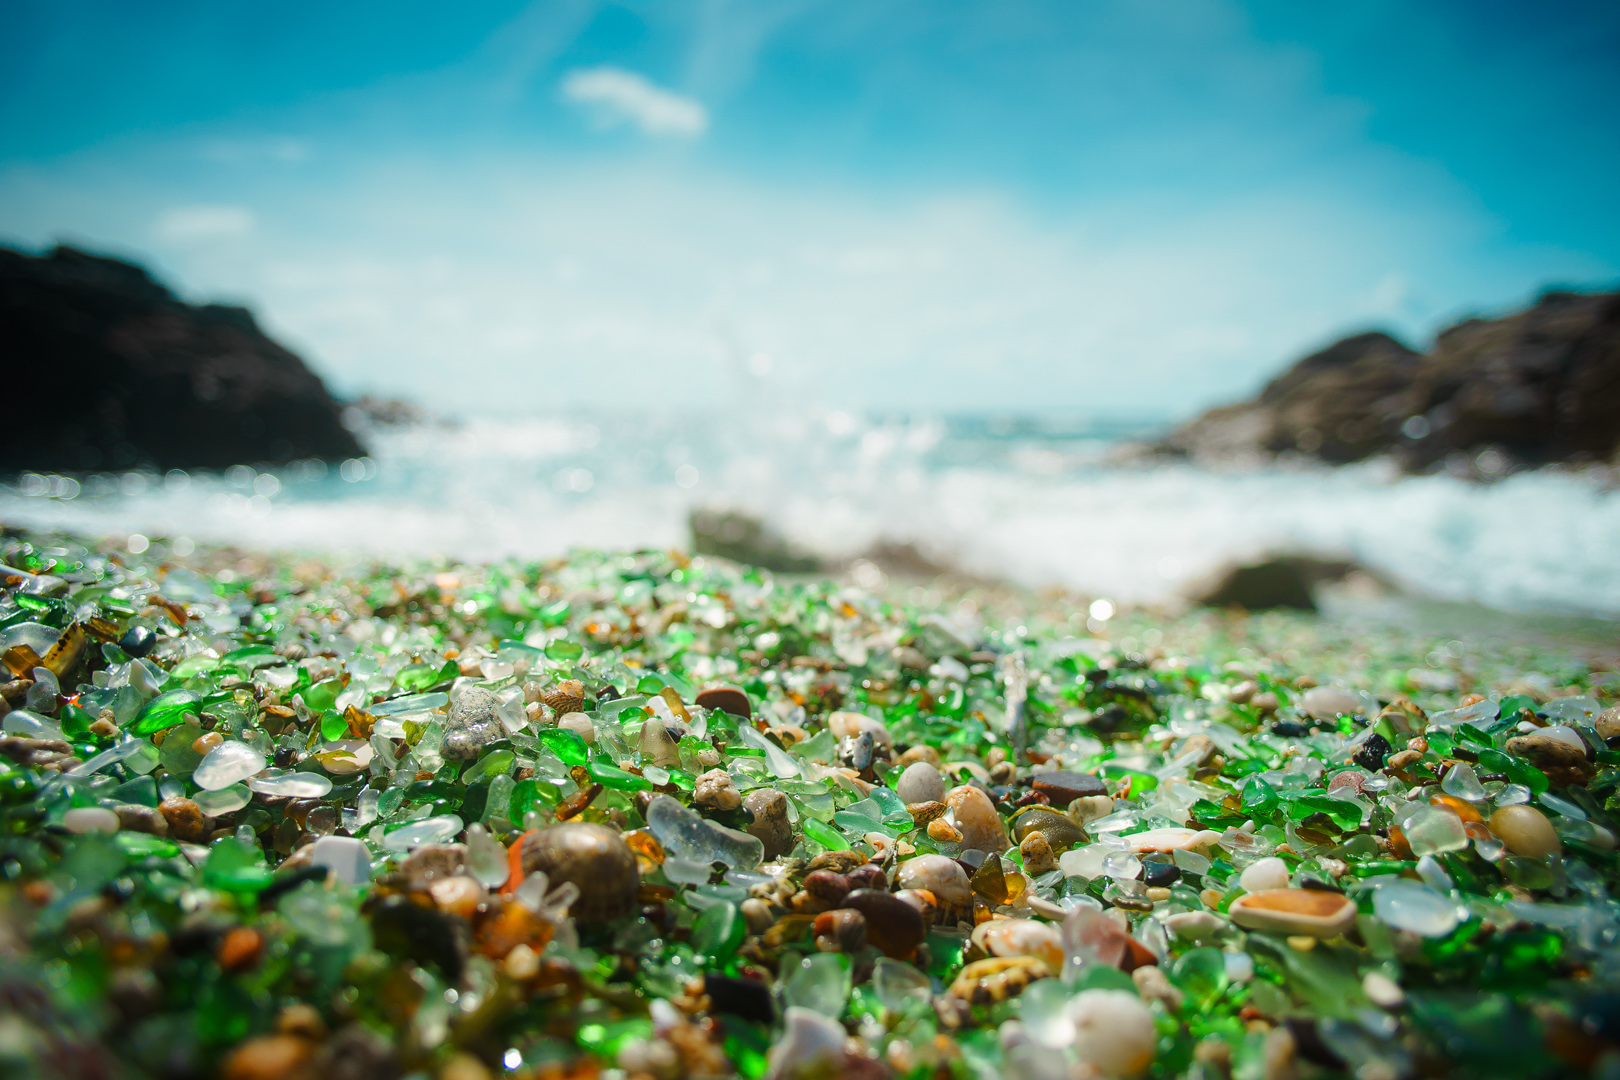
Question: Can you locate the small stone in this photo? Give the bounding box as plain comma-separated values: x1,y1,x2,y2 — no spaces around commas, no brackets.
116,804,170,836
159,796,210,842
828,710,892,748
971,918,1063,968
1132,964,1185,1010
63,806,121,834
1127,828,1220,853
1596,706,1620,743
558,712,595,742
1301,686,1362,720
429,875,485,918
1488,804,1562,858
397,844,466,888
695,684,751,719
1228,888,1357,939
221,1035,316,1080
1239,856,1291,893
1020,832,1058,875
193,740,266,791
444,687,506,761
694,769,743,812
1069,989,1157,1077
1164,911,1222,940
944,785,1008,854
1506,729,1595,785
1069,795,1116,825
896,853,972,907
743,788,793,860
217,926,264,971
1011,807,1088,853
1362,971,1406,1009
310,835,372,886
841,889,925,959
639,717,683,768
520,823,639,922
1030,770,1108,805
895,761,945,805
896,745,941,768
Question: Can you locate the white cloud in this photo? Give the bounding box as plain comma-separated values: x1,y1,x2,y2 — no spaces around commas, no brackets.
560,67,708,137
153,205,256,243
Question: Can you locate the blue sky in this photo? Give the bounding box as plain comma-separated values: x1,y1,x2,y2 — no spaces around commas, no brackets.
2,0,1617,418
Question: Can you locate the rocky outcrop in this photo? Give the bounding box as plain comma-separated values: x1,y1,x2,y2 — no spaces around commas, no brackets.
1158,289,1620,475
0,244,363,472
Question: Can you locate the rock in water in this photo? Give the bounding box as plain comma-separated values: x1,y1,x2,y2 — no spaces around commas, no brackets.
1193,558,1317,612
0,244,363,471
1151,291,1620,474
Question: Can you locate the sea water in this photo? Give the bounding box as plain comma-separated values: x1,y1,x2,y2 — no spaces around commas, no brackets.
3,410,1617,618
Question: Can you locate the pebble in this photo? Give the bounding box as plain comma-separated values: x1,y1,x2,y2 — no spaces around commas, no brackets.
742,788,793,860
1011,806,1088,853
558,712,595,743
1362,971,1406,1009
693,769,742,812
159,796,211,842
639,717,683,768
1127,827,1221,853
1488,804,1562,858
896,853,972,907
1597,705,1620,743
193,740,266,791
1068,989,1158,1077
971,918,1063,968
1301,685,1362,720
1228,888,1357,938
520,823,640,923
220,1034,316,1080
828,710,891,748
944,785,1008,854
1164,911,1222,940
1020,832,1058,875
896,745,942,768
1131,964,1185,1010
895,761,945,805
695,684,752,719
116,804,170,836
443,687,507,761
63,806,121,834
1069,794,1117,825
841,888,925,959
1238,856,1291,893
1029,770,1108,805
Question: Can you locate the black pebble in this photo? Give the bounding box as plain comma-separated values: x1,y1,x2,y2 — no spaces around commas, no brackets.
1270,721,1310,738
705,974,776,1025
1141,861,1180,887
1352,733,1393,772
118,625,157,658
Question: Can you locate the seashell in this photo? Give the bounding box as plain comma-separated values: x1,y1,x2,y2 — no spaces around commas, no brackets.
519,823,639,923
948,955,1052,1004
1228,888,1357,939
971,918,1063,968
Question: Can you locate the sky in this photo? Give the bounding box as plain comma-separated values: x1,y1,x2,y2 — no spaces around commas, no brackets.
2,0,1618,420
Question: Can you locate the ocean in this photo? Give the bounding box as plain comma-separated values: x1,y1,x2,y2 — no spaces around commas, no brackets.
4,411,1619,620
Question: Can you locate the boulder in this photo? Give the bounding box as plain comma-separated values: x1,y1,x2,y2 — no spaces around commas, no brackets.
0,244,364,472
1155,290,1620,475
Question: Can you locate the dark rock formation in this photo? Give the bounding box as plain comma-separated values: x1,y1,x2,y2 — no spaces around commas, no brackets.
0,244,364,472
1158,289,1620,475
689,508,822,572
1189,555,1380,612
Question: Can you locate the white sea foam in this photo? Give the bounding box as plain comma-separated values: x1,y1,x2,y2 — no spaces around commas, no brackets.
3,413,1617,617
